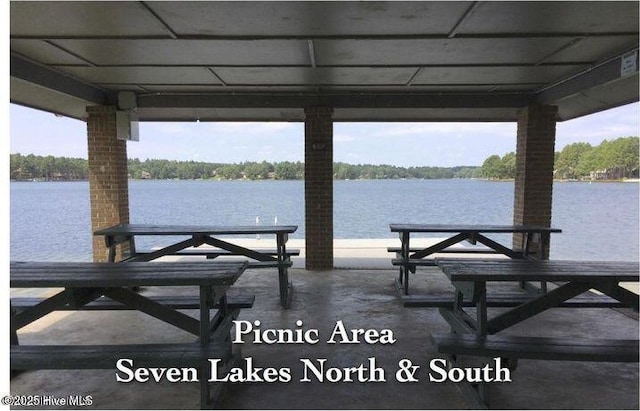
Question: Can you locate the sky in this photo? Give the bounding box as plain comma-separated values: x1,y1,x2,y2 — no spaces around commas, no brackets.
8,102,640,168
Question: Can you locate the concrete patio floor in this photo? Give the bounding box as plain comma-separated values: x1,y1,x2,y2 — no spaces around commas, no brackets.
10,262,639,410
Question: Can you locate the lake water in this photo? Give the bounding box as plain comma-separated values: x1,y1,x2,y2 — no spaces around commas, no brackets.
9,179,639,262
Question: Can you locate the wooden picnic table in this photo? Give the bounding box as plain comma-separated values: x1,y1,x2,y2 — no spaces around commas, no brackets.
430,258,639,408
10,260,251,409
94,223,298,308
389,224,562,295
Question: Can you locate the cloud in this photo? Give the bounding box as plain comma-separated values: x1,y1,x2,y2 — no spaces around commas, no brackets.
141,122,192,137
10,102,638,168
336,122,517,142
556,102,639,149
202,122,301,139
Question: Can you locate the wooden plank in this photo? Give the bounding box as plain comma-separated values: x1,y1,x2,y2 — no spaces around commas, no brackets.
389,224,561,234
391,259,436,266
10,261,247,288
11,343,230,369
486,282,595,334
247,261,294,269
473,233,523,259
165,248,301,257
438,307,477,334
437,259,640,282
11,294,255,311
402,292,627,308
388,247,498,254
201,237,276,262
11,289,78,330
95,223,298,236
411,233,469,259
593,283,640,310
126,237,205,262
101,288,201,335
431,333,640,362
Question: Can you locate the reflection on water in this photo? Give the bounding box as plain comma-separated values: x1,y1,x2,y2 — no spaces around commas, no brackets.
10,179,639,262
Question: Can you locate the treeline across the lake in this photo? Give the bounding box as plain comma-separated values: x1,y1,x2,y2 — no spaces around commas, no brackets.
9,154,479,181
480,137,639,180
10,136,638,181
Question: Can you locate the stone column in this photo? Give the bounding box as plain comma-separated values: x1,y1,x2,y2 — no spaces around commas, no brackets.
513,104,558,257
87,106,130,262
304,107,334,270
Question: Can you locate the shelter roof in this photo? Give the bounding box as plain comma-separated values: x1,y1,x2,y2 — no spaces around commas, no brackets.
10,1,640,122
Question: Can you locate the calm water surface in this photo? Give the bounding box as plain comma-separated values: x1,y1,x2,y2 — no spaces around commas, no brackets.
9,179,639,262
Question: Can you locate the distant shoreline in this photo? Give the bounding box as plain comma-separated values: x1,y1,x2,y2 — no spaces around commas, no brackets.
10,177,640,183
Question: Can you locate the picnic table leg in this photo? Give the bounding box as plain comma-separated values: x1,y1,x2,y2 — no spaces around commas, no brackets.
401,232,410,294
538,232,549,292
10,304,19,345
277,233,292,309
10,305,20,377
199,285,212,409
474,282,488,337
445,285,492,409
104,234,137,262
467,282,493,408
521,232,548,293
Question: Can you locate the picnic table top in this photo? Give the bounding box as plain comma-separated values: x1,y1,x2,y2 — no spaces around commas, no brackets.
389,224,562,233
94,223,298,236
10,261,248,288
436,258,639,282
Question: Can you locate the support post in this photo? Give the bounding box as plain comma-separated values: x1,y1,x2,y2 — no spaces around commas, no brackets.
87,106,130,262
513,105,558,258
304,107,334,270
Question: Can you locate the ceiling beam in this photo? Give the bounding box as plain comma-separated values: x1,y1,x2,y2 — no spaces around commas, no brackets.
137,1,178,39
536,49,639,104
48,62,590,69
9,32,638,41
137,91,534,109
448,1,481,39
206,68,227,86
10,54,115,105
534,37,585,66
44,40,98,67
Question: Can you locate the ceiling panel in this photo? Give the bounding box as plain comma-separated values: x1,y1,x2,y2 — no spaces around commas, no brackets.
10,1,169,37
149,1,471,36
214,67,314,85
9,1,639,122
52,39,310,66
412,65,584,86
316,67,416,85
62,67,222,85
314,38,579,66
542,36,639,64
461,1,639,34
11,40,89,65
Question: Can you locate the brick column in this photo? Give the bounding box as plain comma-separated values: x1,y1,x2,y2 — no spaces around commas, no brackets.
87,106,130,262
304,107,334,270
513,104,558,257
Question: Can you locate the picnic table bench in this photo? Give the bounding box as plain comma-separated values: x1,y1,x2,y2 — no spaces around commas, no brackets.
429,258,639,408
389,224,561,295
94,223,298,308
10,261,252,409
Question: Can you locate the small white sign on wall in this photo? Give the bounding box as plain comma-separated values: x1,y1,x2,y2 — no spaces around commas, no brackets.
620,51,638,77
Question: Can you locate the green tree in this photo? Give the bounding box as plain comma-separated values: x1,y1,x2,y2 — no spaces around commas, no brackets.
555,142,593,179
481,155,503,179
